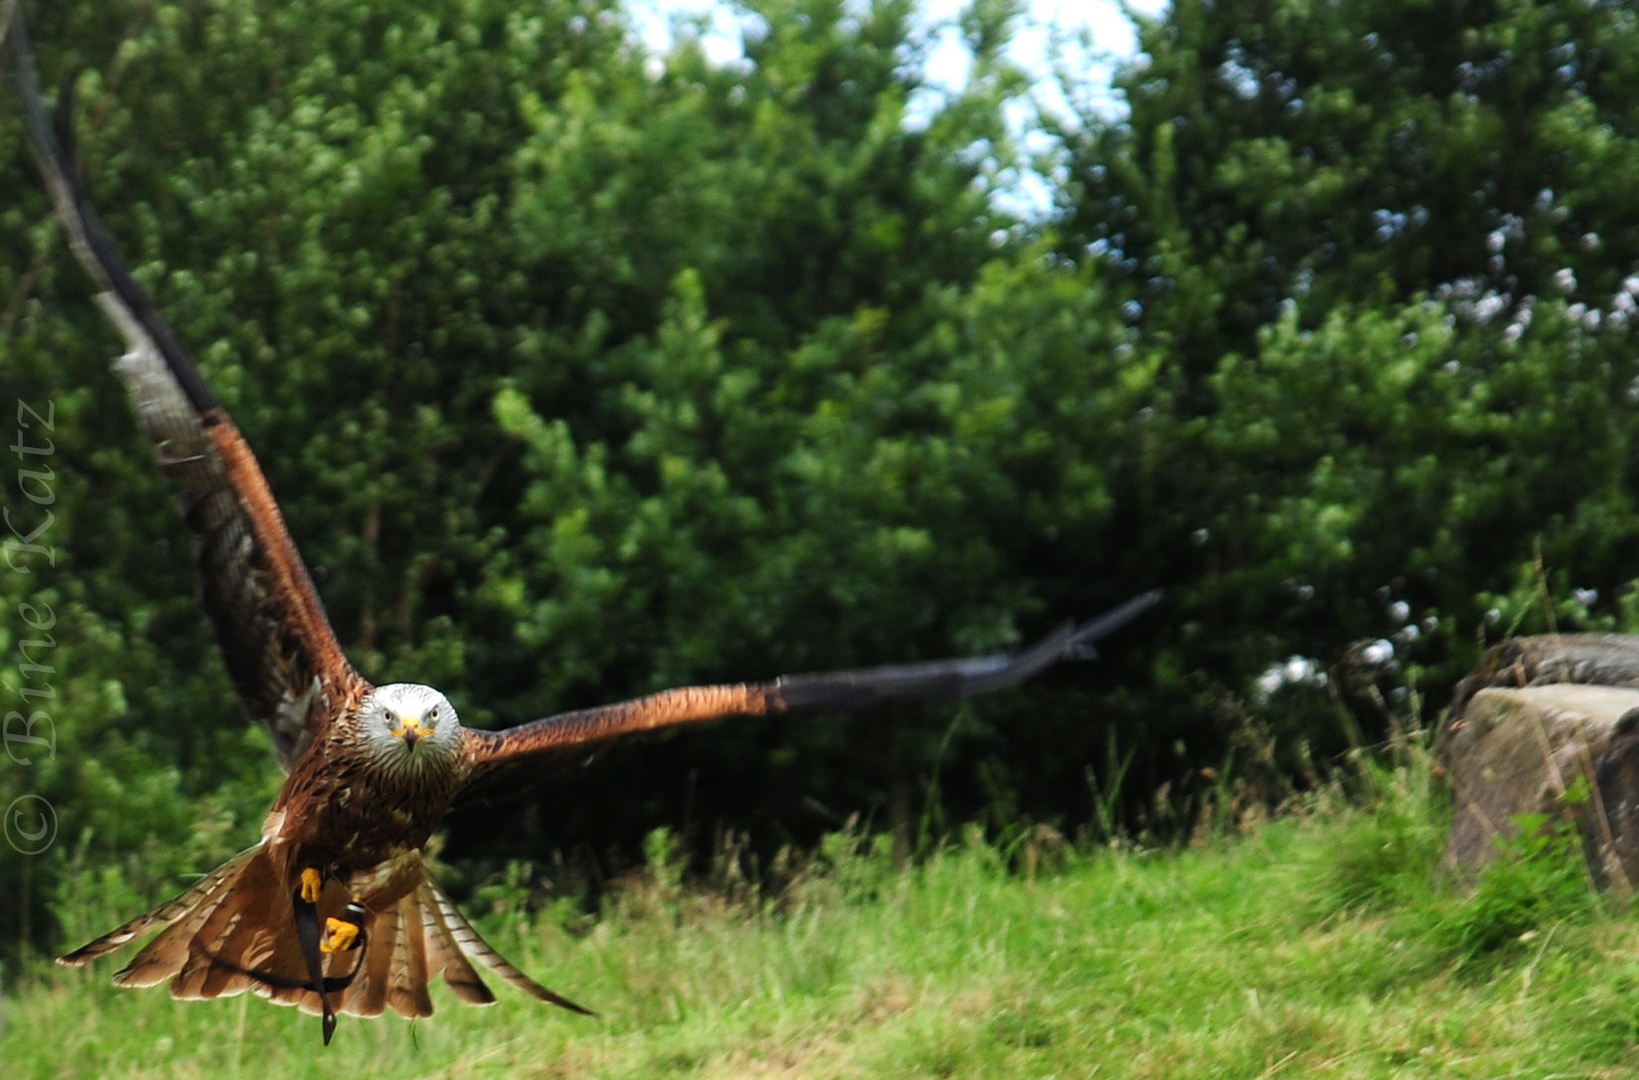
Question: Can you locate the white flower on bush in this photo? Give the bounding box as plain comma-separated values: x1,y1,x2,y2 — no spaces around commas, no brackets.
1255,655,1328,699
1359,639,1396,666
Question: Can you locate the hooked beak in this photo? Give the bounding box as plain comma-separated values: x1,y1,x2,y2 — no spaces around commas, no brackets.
400,715,422,750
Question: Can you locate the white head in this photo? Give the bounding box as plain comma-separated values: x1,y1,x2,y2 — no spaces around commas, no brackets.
357,683,463,774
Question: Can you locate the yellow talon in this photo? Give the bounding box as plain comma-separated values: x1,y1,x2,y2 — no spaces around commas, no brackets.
300,867,323,904
320,916,361,954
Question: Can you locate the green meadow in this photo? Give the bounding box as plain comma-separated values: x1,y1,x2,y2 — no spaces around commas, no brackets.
8,748,1639,1080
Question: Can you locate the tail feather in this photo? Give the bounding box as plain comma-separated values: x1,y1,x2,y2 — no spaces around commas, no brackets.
350,901,397,1017
385,891,434,1019
424,881,593,1015
117,845,287,993
417,882,496,1006
404,902,435,1018
57,844,265,971
173,852,286,1000
57,846,588,1027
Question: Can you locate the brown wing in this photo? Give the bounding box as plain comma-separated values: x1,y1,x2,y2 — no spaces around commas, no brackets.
460,590,1161,784
8,16,365,770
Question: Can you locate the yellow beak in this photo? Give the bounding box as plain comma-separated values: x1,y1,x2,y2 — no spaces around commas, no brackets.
400,715,422,749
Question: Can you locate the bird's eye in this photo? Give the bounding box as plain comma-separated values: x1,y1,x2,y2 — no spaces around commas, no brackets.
429,706,441,723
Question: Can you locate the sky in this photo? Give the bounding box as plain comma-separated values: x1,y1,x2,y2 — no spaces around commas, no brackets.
622,0,1166,217
627,1,1165,107
626,0,1169,216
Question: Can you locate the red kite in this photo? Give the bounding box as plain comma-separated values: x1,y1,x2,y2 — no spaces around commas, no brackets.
7,10,1158,1045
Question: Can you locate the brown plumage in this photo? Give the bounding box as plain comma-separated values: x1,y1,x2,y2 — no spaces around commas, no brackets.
7,6,1159,1046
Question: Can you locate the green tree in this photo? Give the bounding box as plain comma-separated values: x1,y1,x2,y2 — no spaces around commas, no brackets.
1051,0,1639,746
1,0,1150,960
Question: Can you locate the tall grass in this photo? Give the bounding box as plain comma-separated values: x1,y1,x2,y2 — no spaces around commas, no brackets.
7,722,1639,1078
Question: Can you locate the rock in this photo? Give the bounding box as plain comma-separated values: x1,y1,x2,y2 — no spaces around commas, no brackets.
1443,682,1639,890
1593,709,1639,891
1450,633,1639,716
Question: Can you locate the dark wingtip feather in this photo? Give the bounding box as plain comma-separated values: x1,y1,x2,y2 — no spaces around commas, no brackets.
1064,589,1162,658
0,0,19,65
4,3,220,415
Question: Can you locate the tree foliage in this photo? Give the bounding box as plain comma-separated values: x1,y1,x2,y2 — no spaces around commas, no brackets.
0,0,1148,957
7,0,1639,964
1054,0,1639,743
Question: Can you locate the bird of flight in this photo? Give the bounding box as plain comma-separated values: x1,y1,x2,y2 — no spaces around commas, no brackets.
4,6,1159,1046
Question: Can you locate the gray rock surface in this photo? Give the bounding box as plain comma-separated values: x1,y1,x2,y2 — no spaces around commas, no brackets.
1443,682,1639,890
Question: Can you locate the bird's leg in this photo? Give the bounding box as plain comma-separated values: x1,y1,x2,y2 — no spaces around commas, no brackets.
300,866,323,904
320,901,367,954
292,869,337,1044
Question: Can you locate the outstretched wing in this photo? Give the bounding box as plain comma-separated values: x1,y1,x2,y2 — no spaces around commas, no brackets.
459,590,1161,783
6,14,365,771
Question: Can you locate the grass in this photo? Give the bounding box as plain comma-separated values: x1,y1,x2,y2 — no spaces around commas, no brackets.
8,756,1639,1078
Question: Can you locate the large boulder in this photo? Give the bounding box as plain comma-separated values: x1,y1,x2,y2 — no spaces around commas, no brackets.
1444,635,1639,891
1444,683,1639,888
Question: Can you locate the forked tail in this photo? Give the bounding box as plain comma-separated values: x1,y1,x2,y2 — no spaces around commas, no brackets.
58,844,590,1040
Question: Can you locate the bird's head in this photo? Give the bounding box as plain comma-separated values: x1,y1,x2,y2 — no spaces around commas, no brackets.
359,683,462,772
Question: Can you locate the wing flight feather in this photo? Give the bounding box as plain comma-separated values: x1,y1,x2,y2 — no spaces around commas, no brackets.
5,17,364,770
462,590,1161,780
